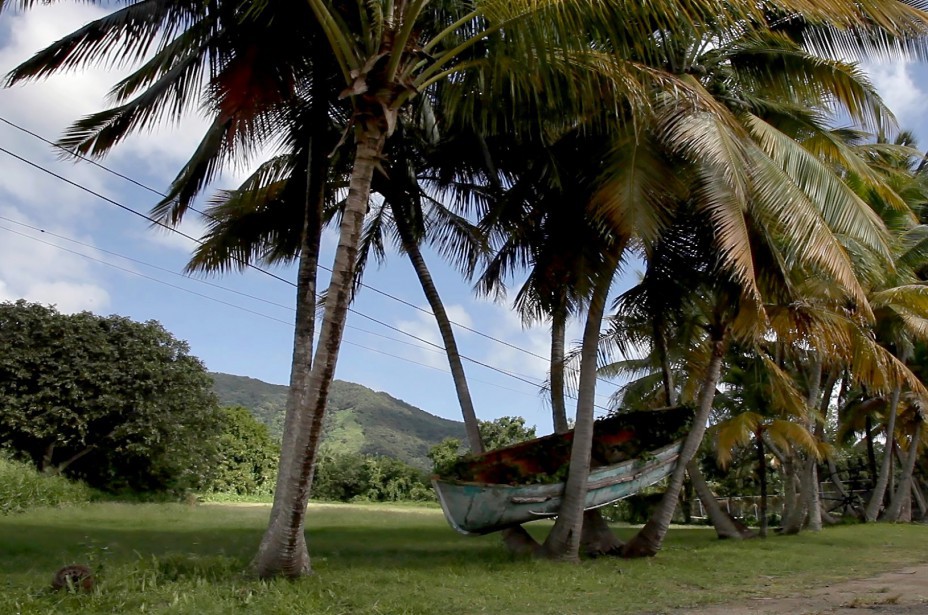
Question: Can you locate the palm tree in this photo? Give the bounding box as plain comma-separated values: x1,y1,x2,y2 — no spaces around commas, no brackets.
713,348,823,536
7,0,928,573
356,112,492,453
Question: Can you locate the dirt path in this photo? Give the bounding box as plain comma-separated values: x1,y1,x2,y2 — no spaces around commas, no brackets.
687,564,928,614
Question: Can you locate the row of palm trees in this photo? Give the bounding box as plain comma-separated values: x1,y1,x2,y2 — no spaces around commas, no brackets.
5,0,928,577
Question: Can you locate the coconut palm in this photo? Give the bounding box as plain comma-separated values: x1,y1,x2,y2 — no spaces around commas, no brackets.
712,347,824,536
7,0,928,573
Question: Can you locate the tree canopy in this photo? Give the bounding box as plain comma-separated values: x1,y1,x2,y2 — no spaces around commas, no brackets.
0,300,221,493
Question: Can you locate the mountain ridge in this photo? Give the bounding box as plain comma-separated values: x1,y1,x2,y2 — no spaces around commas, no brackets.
209,372,465,469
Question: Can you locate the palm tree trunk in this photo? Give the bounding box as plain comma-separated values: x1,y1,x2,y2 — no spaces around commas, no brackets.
254,127,386,578
550,299,569,435
911,478,927,520
781,455,807,534
545,293,620,556
251,123,327,574
804,357,823,532
40,443,54,473
394,214,484,453
687,459,746,539
866,414,878,489
542,264,617,562
655,318,675,407
757,429,768,537
802,457,822,531
395,203,542,552
621,327,728,558
866,385,901,521
884,421,923,521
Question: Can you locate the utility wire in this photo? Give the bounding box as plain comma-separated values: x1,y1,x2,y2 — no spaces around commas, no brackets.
0,215,445,356
0,115,623,388
0,132,621,411
0,142,554,387
0,223,552,400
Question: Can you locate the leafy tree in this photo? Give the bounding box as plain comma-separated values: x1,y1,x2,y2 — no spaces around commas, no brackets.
204,406,280,496
0,301,221,493
312,452,434,502
428,437,464,474
478,416,536,451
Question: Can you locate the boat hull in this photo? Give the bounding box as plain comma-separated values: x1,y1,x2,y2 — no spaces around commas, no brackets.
432,441,682,535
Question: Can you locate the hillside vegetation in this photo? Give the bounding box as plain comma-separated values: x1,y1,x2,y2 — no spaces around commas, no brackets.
210,373,464,469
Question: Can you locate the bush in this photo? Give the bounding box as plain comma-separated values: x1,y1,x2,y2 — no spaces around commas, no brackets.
0,454,94,515
312,452,436,503
201,407,279,496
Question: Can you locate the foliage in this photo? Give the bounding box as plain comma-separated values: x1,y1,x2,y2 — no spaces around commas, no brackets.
0,454,94,515
479,416,537,450
312,452,436,503
428,416,537,475
0,301,221,493
201,407,279,496
427,437,465,474
211,373,464,469
2,503,928,613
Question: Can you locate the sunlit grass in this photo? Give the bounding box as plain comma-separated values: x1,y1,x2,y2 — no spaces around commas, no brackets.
1,502,926,614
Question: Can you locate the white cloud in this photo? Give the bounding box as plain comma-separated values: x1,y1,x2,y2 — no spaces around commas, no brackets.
20,281,110,313
0,208,110,313
478,302,553,379
0,4,210,189
143,214,209,253
395,309,454,370
865,62,923,128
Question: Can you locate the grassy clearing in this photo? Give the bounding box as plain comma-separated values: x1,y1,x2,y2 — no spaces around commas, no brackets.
1,502,926,614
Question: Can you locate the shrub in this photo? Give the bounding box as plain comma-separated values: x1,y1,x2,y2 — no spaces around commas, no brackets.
312,452,436,503
0,454,94,515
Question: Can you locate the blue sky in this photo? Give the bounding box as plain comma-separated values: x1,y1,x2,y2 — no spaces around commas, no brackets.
1,4,928,433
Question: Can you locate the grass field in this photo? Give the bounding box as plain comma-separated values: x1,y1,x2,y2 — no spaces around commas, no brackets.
1,502,926,614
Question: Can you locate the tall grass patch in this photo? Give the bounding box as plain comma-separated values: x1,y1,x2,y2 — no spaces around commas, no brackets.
0,455,94,515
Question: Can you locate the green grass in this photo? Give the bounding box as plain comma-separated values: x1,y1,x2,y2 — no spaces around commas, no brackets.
2,502,926,614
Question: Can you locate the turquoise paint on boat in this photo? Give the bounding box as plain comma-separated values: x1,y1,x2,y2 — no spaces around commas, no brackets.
433,441,682,535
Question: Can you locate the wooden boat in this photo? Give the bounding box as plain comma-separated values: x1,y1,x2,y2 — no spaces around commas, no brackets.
432,407,692,535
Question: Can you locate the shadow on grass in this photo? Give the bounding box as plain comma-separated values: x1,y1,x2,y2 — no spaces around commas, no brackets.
0,522,527,577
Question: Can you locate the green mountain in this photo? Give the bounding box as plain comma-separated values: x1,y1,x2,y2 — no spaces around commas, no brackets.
209,372,465,469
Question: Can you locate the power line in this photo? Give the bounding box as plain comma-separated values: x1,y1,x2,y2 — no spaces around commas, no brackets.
0,115,622,386
0,223,550,400
0,215,447,356
0,136,620,411
0,143,553,387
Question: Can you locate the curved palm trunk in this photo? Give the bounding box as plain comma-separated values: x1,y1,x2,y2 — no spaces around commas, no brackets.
546,295,619,556
252,123,328,573
884,421,923,521
866,385,901,521
550,299,569,435
254,127,386,578
621,328,728,558
393,214,484,453
396,204,542,551
687,459,747,539
542,264,616,562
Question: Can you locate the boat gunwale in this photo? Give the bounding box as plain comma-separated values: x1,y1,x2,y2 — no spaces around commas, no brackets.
430,441,683,490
